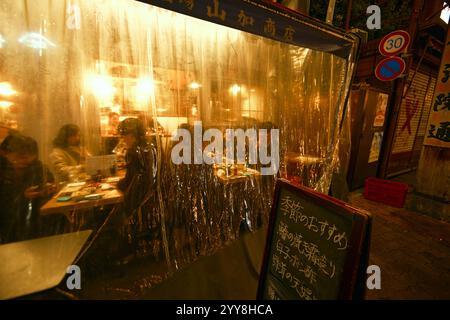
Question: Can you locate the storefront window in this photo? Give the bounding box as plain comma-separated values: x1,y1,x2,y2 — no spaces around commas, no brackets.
0,0,353,295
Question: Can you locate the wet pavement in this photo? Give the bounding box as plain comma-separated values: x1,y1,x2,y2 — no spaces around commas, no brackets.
349,190,450,299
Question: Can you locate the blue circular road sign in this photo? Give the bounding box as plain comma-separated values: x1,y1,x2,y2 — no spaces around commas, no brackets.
375,56,406,81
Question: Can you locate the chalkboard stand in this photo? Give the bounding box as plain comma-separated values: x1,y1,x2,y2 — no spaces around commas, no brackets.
257,179,372,300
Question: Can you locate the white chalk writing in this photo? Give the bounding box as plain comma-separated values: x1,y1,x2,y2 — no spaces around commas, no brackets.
280,195,348,250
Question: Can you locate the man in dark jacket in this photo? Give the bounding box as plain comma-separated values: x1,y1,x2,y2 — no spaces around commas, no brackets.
0,134,55,243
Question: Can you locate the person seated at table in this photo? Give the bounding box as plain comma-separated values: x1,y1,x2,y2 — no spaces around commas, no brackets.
103,112,121,154
115,117,158,260
0,124,18,151
49,124,88,183
106,112,120,136
117,117,157,209
0,134,55,243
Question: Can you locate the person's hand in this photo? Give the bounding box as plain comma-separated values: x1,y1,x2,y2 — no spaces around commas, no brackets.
24,186,41,199
41,183,57,197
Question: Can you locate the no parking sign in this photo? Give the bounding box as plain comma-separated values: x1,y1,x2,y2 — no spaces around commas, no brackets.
375,56,406,81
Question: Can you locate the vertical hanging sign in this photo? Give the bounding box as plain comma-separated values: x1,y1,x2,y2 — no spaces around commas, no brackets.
423,26,450,148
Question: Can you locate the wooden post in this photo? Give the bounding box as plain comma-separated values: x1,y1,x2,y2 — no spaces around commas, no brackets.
326,0,336,24
345,0,353,31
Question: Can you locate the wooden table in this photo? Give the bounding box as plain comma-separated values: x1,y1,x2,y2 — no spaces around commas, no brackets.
40,182,123,216
284,153,325,188
285,153,324,165
215,167,261,185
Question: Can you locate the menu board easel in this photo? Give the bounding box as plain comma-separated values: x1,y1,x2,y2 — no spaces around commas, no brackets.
257,179,371,300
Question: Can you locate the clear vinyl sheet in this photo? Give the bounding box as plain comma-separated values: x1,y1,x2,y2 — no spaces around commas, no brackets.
0,0,354,296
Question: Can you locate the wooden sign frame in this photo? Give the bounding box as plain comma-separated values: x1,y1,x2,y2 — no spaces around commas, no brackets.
257,179,371,300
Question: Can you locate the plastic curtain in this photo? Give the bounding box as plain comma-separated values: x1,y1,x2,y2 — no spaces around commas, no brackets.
0,0,353,297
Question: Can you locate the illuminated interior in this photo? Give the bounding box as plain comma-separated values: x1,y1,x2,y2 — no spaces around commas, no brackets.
0,0,352,285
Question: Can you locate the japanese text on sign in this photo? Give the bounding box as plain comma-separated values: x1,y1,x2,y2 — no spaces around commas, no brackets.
280,195,348,250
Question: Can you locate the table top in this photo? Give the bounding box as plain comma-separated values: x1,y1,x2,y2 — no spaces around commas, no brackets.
0,230,92,300
285,153,324,165
40,180,123,215
216,168,261,185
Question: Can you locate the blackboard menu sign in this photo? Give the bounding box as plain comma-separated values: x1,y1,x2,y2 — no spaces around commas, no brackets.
258,179,371,300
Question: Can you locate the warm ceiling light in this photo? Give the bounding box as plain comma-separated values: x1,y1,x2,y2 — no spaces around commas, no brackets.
18,32,56,49
136,78,155,95
135,78,155,104
230,84,241,96
156,107,167,113
86,74,115,100
0,82,17,96
188,82,201,89
0,101,13,108
0,34,5,48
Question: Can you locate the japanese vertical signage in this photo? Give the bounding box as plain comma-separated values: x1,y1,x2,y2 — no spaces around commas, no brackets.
424,26,450,148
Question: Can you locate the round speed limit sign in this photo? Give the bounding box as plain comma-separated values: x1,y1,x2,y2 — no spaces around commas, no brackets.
379,30,410,56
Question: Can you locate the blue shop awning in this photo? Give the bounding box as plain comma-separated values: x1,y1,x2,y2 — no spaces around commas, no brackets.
137,0,357,59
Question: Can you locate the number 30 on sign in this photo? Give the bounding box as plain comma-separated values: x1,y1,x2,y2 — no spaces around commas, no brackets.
379,30,410,56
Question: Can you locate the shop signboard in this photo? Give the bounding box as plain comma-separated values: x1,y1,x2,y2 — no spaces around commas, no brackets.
258,179,371,300
368,132,383,163
424,24,450,148
139,0,354,58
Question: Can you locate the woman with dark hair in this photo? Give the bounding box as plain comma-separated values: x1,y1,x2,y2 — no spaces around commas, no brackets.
0,134,55,243
49,124,86,182
115,117,158,260
117,117,157,208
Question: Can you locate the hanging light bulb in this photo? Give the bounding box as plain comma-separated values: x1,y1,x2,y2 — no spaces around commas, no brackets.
18,32,56,49
0,101,13,108
229,84,241,96
0,34,5,48
136,78,155,96
86,74,115,101
135,78,155,106
188,82,201,89
0,82,17,96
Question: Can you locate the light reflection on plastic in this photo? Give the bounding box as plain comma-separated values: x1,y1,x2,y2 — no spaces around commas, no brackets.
0,34,5,48
0,82,17,96
230,84,241,96
0,101,13,108
136,78,155,96
441,6,450,24
135,78,155,106
188,82,201,89
18,32,56,49
86,74,115,101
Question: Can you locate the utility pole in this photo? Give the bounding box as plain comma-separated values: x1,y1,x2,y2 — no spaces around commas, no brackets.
326,0,337,24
